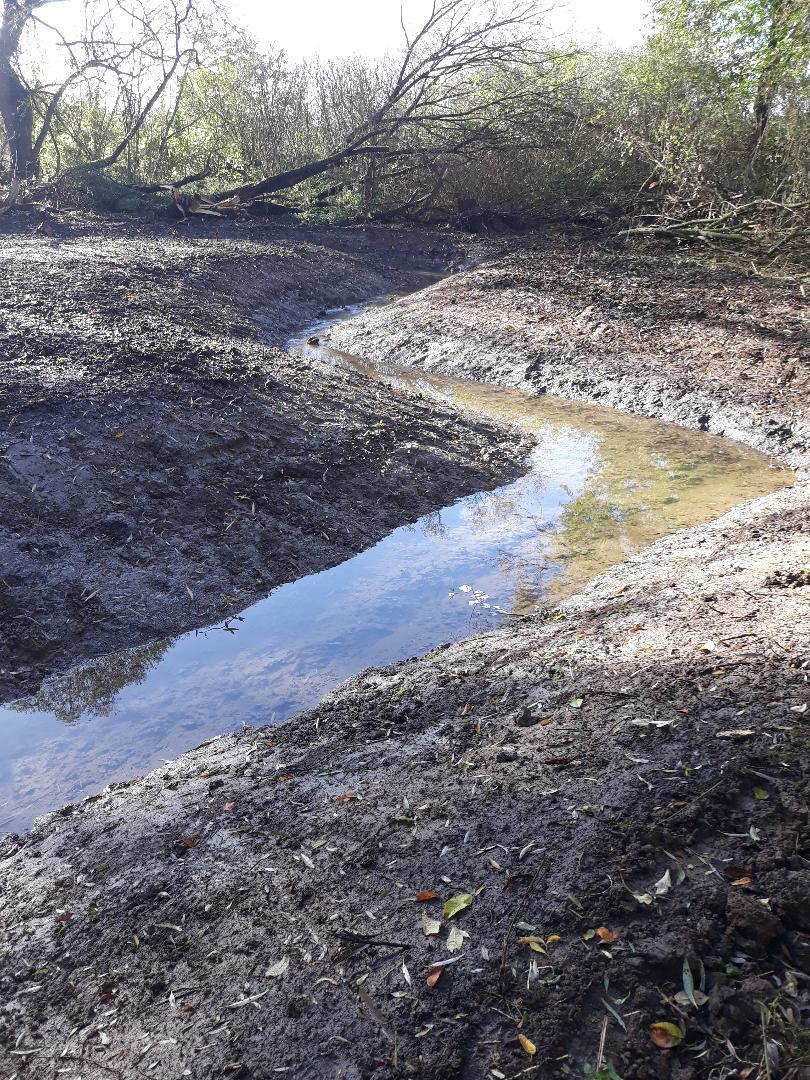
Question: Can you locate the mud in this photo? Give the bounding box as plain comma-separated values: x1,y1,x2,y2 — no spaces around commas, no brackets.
1,229,809,1080
328,238,810,468
0,217,525,701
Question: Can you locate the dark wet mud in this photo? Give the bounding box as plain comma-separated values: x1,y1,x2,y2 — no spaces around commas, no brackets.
0,220,524,703
0,225,807,1080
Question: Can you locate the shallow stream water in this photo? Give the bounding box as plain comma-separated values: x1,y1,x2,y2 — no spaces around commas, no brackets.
0,300,792,833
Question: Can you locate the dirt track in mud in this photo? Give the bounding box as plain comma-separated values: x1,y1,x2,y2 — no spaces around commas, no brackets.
0,216,526,701
1,225,808,1080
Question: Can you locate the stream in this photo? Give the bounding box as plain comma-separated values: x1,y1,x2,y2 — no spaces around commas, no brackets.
0,297,792,834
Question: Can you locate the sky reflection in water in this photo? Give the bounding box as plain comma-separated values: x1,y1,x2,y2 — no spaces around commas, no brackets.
0,337,791,832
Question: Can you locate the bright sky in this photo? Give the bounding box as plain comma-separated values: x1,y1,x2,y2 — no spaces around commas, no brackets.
229,0,651,57
34,0,651,83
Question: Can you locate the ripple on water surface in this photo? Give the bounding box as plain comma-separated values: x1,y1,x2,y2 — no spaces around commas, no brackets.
0,325,791,833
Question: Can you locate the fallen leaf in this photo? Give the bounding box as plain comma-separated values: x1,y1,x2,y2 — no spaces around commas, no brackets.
335,792,360,803
716,729,754,739
569,698,583,709
650,1021,683,1048
517,1033,537,1056
421,914,441,937
597,927,619,943
653,869,672,896
265,957,289,978
753,787,769,800
682,956,698,1007
402,961,412,986
426,966,444,988
517,935,546,953
443,893,473,919
414,890,440,902
223,801,236,812
446,925,466,952
674,989,709,1008
180,835,200,848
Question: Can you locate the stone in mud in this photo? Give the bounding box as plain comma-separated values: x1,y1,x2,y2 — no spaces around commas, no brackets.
496,745,518,762
515,706,540,726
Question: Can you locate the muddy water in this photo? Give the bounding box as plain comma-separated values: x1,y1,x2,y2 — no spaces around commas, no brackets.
0,307,791,833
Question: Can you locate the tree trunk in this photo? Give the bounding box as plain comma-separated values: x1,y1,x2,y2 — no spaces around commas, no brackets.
0,1,36,178
215,149,359,202
748,0,788,177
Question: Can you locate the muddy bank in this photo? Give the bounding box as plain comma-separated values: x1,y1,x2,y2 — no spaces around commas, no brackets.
1,480,807,1079
1,234,809,1079
0,218,525,700
328,239,810,469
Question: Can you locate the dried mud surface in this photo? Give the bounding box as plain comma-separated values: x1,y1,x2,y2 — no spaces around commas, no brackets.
1,231,809,1080
0,216,524,701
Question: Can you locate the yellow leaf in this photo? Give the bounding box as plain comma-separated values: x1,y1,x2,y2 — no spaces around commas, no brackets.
517,1033,537,1056
650,1021,684,1048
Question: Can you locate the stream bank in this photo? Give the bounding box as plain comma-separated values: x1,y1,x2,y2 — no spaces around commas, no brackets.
0,227,808,1080
328,237,809,469
0,217,526,701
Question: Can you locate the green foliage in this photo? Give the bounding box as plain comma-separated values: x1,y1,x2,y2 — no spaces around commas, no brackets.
4,0,806,238
584,1063,624,1080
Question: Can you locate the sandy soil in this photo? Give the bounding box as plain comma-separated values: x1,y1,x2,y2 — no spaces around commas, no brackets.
0,216,525,701
1,229,808,1080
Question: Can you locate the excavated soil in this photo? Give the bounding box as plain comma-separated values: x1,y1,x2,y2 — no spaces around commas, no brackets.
1,229,809,1080
328,238,809,468
0,215,524,700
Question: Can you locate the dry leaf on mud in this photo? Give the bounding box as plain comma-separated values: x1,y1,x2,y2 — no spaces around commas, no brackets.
653,869,672,896
426,966,444,988
402,961,412,986
265,957,289,978
716,729,755,739
335,791,360,803
421,914,441,937
597,927,619,943
180,835,200,848
675,989,709,1008
679,955,710,1008
443,893,473,919
414,890,440,902
632,890,654,905
446,925,466,952
223,801,236,812
650,1022,684,1048
518,935,547,951
517,1033,537,1056
569,698,583,709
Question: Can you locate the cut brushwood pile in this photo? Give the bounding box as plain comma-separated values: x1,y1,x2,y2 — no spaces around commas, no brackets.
171,188,253,218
